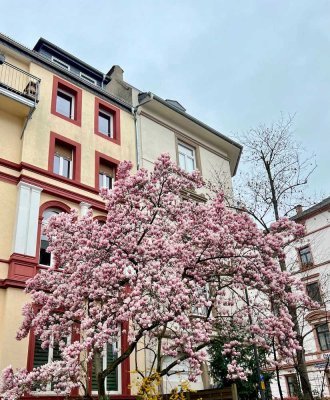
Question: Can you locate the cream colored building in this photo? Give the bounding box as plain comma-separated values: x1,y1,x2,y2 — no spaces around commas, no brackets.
0,33,241,398
270,198,330,399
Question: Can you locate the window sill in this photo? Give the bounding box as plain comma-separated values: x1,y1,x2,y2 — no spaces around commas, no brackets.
52,110,81,127
301,263,314,271
94,130,120,145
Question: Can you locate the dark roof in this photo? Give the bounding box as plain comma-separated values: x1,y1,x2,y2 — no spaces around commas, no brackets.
0,33,132,111
33,38,104,78
292,196,330,221
165,99,186,112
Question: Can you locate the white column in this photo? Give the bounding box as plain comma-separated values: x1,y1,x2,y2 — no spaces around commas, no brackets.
79,202,91,216
12,182,43,256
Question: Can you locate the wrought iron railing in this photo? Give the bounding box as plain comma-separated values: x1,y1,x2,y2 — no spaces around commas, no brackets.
0,61,40,107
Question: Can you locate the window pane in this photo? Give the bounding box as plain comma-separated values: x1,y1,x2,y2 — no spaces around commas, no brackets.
306,283,322,303
179,153,186,169
56,91,72,118
106,175,112,189
33,338,49,367
53,155,60,174
99,173,103,189
99,173,112,189
317,324,330,350
62,158,71,178
299,247,312,266
179,144,193,157
178,143,196,172
186,157,195,172
39,239,51,266
99,112,111,136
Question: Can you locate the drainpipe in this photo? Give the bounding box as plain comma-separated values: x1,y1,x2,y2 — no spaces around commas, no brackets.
132,93,153,170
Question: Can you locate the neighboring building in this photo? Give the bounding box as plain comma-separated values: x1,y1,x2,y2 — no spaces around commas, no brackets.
270,198,330,399
0,33,242,398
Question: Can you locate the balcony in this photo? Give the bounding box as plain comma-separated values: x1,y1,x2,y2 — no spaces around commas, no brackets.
0,60,41,116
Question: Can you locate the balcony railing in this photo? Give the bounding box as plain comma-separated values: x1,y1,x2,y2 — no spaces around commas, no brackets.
0,61,40,107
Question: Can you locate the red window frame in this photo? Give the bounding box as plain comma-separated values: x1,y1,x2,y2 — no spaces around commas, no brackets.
48,132,81,183
95,151,120,191
51,76,82,126
94,98,121,145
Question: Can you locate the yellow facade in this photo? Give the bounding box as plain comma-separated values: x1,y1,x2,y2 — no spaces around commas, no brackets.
0,34,136,396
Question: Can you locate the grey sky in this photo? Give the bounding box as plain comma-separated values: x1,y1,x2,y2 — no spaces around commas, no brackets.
1,0,329,197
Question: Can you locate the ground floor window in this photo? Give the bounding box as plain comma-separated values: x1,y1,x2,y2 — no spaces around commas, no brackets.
32,336,69,391
286,374,299,397
91,342,120,393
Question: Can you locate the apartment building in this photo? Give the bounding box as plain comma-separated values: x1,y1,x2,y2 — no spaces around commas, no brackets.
270,197,330,399
0,33,242,397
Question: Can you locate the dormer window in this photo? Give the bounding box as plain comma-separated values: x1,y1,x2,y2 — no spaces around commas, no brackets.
51,56,70,70
80,72,97,85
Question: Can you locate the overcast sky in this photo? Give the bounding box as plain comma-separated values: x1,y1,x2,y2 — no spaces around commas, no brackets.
1,0,329,199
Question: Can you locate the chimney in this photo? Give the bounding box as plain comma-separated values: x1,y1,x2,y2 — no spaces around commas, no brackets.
295,205,303,215
107,65,124,82
104,65,132,104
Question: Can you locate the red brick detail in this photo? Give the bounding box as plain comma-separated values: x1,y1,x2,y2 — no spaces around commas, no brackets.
8,253,38,282
94,98,121,145
48,132,82,183
95,151,120,191
51,76,82,127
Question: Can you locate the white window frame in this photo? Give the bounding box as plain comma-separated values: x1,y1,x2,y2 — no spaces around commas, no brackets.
178,142,196,172
80,72,97,85
92,338,122,395
54,153,72,179
56,88,75,119
99,172,114,190
51,56,70,71
98,109,114,137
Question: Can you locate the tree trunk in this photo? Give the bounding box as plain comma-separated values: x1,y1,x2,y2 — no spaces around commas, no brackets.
272,342,284,400
279,258,313,400
94,350,106,400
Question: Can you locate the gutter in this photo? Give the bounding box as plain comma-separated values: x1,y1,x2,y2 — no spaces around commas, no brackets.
132,93,154,170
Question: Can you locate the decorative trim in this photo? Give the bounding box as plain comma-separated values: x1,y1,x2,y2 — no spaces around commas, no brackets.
20,175,105,212
51,76,82,126
0,156,102,196
0,157,21,170
94,98,121,145
0,171,19,184
0,278,26,289
301,273,320,281
303,223,330,238
8,253,38,282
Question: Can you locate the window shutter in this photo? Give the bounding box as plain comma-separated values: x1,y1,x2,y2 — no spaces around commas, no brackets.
106,345,118,391
55,142,72,160
33,338,49,367
100,162,114,177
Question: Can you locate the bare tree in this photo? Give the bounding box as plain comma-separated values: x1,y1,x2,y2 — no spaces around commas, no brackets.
230,114,316,400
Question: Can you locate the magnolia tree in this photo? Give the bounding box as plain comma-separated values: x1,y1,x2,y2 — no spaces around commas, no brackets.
0,154,313,400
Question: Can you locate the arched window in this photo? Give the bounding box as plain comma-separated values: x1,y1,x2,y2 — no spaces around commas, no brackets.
39,208,61,266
